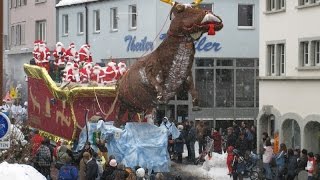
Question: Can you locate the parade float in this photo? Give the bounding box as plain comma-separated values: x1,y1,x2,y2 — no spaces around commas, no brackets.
24,0,223,172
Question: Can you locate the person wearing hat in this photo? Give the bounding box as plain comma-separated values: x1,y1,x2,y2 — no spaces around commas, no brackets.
101,158,117,180
174,125,185,163
86,152,99,180
58,155,78,180
79,152,90,180
136,168,146,180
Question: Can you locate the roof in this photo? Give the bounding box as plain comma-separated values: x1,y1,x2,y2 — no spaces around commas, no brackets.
56,0,99,7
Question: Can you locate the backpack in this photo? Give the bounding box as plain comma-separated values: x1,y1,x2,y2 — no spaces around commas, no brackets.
58,165,75,180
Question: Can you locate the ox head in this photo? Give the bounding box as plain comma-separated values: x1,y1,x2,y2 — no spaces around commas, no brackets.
163,0,223,40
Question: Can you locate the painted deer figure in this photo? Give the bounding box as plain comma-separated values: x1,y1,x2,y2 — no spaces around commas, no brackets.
29,87,41,114
113,1,223,127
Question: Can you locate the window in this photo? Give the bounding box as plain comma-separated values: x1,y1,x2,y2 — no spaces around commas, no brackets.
111,8,118,31
199,3,214,12
36,20,46,42
238,4,254,28
129,5,137,29
314,41,320,66
278,44,285,75
301,41,309,66
236,69,254,107
93,10,100,32
266,0,285,11
23,0,27,5
195,69,214,107
268,45,275,75
77,13,84,34
299,0,318,5
10,23,25,46
11,26,15,45
62,15,68,35
35,0,46,4
17,0,21,6
216,69,234,107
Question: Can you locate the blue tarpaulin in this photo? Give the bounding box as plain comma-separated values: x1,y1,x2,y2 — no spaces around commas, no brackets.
76,121,180,173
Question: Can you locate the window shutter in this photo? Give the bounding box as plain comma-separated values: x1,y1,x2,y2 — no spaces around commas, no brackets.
21,23,26,44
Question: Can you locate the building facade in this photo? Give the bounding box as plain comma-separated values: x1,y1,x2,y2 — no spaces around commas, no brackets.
57,0,259,130
258,0,320,153
4,0,58,101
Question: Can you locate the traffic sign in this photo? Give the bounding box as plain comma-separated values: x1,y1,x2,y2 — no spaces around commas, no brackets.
0,112,11,139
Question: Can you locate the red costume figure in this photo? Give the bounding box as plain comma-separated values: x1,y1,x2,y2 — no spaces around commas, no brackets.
66,63,80,82
80,62,93,83
31,131,44,156
226,146,235,175
62,62,74,82
104,60,117,83
90,64,105,83
37,41,51,71
65,43,77,62
53,42,66,67
78,44,93,63
33,40,40,64
116,61,127,80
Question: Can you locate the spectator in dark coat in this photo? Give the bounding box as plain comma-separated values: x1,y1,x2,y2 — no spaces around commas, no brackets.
36,138,52,179
287,149,298,180
174,125,185,163
235,133,249,156
188,121,197,162
226,127,237,148
101,158,117,180
297,149,308,173
212,128,222,154
112,163,129,180
183,121,191,160
86,152,99,180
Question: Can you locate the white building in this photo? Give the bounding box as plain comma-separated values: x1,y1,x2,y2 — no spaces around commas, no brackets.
258,0,320,153
57,0,260,130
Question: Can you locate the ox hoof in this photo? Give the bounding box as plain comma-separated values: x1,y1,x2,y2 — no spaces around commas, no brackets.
192,106,201,111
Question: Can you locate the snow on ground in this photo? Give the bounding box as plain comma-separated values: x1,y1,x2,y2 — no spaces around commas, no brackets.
173,142,232,180
0,162,46,180
56,0,98,7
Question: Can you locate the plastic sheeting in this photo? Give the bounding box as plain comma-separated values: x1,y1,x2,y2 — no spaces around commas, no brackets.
76,121,180,173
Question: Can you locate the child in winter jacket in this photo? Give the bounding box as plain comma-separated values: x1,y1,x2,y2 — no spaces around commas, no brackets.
306,152,315,180
226,146,234,175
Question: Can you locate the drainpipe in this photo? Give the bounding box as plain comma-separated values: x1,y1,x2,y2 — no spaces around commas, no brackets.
85,3,88,44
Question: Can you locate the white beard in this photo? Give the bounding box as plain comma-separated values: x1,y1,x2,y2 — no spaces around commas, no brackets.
93,68,100,75
39,46,46,52
34,45,38,51
56,46,62,52
71,47,76,56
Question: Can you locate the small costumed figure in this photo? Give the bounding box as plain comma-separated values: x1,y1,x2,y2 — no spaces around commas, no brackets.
79,44,93,63
53,42,66,82
65,43,77,62
90,64,105,83
104,60,117,84
73,52,80,65
79,62,93,83
37,41,51,71
62,62,74,82
66,63,80,82
115,61,127,80
33,40,40,64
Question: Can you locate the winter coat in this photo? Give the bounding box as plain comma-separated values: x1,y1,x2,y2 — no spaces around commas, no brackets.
112,169,129,180
86,158,99,180
275,150,286,168
188,127,197,142
36,144,51,167
297,154,308,172
306,157,315,176
212,131,222,153
235,138,249,156
58,163,78,180
262,146,273,163
287,155,298,176
226,133,237,147
196,124,205,142
101,165,117,180
79,158,87,180
174,131,184,153
227,146,234,165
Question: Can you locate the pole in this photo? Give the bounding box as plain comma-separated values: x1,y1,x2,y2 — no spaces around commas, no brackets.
0,0,4,102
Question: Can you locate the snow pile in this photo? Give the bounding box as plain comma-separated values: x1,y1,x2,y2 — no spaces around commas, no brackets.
0,162,46,180
56,0,98,7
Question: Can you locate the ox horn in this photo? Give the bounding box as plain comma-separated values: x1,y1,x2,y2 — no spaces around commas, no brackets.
160,0,175,6
192,0,203,6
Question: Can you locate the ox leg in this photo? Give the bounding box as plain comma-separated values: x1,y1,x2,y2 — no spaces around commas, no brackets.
115,104,127,128
186,74,201,111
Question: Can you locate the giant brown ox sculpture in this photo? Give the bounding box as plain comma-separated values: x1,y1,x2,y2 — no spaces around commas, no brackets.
114,2,223,127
